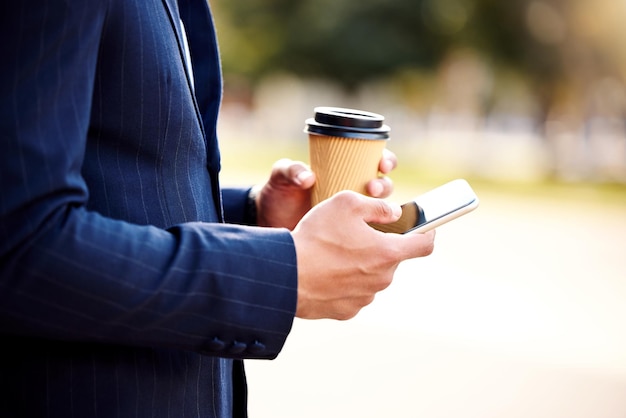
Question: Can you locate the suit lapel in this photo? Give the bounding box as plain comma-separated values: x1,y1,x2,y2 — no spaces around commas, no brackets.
160,0,191,83
159,0,206,137
161,0,184,48
178,0,223,174
162,0,223,217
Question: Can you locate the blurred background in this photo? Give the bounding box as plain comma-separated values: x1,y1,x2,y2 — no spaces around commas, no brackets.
210,0,626,416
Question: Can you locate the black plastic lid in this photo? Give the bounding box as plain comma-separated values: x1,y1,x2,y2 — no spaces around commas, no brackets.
304,106,390,140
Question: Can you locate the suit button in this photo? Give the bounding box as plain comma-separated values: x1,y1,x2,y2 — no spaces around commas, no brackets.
208,337,226,351
229,341,247,354
249,341,266,355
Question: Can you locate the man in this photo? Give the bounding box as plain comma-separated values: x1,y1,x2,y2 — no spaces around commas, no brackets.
0,0,435,416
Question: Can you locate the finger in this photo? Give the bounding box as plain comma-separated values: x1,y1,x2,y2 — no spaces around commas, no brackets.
393,229,436,259
335,192,401,224
379,149,398,174
271,159,315,189
287,161,315,189
365,176,393,198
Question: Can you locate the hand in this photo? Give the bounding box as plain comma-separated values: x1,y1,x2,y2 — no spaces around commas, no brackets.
291,191,435,320
255,158,316,230
255,149,398,230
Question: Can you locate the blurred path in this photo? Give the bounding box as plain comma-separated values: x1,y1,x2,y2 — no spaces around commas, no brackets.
244,187,626,418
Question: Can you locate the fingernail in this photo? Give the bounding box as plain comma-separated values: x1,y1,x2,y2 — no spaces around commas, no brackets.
389,202,402,218
295,170,313,186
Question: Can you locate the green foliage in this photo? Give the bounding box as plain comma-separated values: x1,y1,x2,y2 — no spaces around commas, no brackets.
212,0,566,89
214,0,450,86
467,0,564,80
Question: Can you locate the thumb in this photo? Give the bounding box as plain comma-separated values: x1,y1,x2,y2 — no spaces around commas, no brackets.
270,158,315,189
358,195,402,225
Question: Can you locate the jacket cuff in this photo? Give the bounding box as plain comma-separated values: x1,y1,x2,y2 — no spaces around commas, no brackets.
222,186,258,226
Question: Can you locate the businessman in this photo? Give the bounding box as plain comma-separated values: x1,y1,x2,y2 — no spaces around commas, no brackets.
0,0,435,416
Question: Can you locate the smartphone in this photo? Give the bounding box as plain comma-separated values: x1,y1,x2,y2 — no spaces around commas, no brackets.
370,179,479,234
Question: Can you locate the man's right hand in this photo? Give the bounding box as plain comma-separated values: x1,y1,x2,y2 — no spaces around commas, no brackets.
291,191,436,320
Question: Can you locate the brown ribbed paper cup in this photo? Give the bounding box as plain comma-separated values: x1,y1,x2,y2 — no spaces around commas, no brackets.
305,107,390,206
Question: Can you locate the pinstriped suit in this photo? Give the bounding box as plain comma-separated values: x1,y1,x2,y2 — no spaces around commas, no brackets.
0,0,297,417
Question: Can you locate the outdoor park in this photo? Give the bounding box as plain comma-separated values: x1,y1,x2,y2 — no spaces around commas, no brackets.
211,0,626,416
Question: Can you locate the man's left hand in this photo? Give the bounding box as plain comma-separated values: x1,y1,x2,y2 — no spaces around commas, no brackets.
256,149,398,230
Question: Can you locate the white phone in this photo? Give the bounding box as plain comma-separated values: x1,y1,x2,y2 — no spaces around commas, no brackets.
370,179,479,234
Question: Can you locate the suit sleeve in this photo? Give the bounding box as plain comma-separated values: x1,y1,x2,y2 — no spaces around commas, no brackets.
222,186,258,226
0,2,297,360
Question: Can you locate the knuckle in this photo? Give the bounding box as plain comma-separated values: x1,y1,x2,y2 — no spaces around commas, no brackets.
337,312,356,321
333,190,362,207
411,234,435,257
379,243,403,263
336,306,358,321
378,201,395,219
377,271,395,291
336,295,376,320
421,233,436,255
273,157,292,169
288,160,307,173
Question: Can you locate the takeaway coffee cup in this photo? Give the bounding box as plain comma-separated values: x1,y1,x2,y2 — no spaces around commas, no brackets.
305,107,390,206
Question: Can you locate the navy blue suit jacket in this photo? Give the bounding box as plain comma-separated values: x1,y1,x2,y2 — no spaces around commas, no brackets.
0,0,298,416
